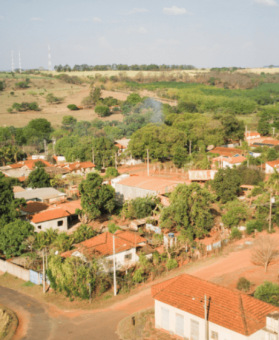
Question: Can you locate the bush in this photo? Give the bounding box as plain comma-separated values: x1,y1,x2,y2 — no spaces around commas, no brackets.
46,93,64,104
95,105,110,117
237,277,251,292
108,222,120,234
15,81,28,89
112,107,120,111
28,102,39,111
105,167,119,179
246,220,263,234
230,227,242,240
166,258,178,270
10,91,14,95
254,281,279,306
7,108,12,113
67,104,78,111
127,93,142,106
250,186,264,197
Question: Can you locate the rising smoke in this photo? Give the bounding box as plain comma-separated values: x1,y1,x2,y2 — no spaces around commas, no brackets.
141,98,163,124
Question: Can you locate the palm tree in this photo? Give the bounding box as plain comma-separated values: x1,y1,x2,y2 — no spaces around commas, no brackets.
266,169,279,195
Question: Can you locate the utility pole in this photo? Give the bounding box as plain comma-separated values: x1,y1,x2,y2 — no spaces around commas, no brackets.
272,127,276,137
43,248,46,294
113,234,117,296
189,140,192,155
204,295,208,340
147,149,150,176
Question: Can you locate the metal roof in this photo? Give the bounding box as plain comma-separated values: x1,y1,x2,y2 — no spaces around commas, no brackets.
15,187,66,200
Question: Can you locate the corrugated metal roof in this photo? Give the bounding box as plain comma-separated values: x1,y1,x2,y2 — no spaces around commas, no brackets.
117,176,181,192
15,187,66,200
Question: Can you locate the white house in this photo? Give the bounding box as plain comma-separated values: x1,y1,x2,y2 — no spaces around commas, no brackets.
152,274,279,340
111,174,130,189
61,230,152,272
265,159,279,174
221,156,246,169
29,208,70,232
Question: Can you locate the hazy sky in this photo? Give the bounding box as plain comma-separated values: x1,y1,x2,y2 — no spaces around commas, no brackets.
0,0,278,70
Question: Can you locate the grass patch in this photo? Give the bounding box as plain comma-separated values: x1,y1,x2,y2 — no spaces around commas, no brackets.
22,281,35,287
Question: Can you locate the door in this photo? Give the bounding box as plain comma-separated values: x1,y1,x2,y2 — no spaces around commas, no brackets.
190,319,199,340
175,313,184,337
161,307,169,331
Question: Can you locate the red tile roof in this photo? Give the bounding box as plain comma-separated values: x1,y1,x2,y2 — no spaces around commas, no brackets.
209,147,242,157
245,131,261,138
10,160,52,170
224,156,247,164
266,159,279,168
30,208,70,223
63,161,95,171
152,274,279,336
61,231,146,258
262,139,279,146
48,200,82,215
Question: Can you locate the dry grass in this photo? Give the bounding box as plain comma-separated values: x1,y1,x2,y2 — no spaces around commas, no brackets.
0,306,18,339
238,67,279,74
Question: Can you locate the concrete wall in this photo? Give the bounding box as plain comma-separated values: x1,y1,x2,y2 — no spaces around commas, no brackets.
0,259,30,282
31,216,68,232
115,183,157,203
154,300,266,340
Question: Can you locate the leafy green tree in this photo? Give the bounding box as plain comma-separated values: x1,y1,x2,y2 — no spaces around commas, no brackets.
254,281,279,306
123,196,160,219
105,167,119,179
34,161,46,168
237,277,251,292
222,200,250,228
25,168,51,188
95,105,110,117
62,116,77,131
0,220,34,258
0,173,26,227
220,115,245,142
72,224,96,243
67,104,78,110
160,183,215,239
236,165,265,185
127,93,142,106
267,148,278,161
211,168,241,203
173,145,188,168
79,173,115,220
258,117,269,136
108,222,120,234
46,93,63,104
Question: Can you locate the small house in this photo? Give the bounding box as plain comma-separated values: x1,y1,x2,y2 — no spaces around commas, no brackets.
29,208,70,232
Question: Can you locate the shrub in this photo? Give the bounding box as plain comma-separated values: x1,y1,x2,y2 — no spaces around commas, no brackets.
166,258,178,270
108,222,120,234
15,81,28,89
95,105,110,117
246,220,263,235
28,102,39,111
251,186,264,197
133,268,145,283
22,280,35,287
46,93,63,104
67,104,78,111
237,277,251,292
7,108,12,113
254,281,279,306
127,93,142,106
230,227,242,240
112,107,120,111
105,167,119,179
10,91,14,95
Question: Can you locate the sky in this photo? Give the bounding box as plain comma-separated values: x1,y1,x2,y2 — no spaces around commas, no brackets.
0,0,278,70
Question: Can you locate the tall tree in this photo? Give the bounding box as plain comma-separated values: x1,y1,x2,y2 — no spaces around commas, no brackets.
25,168,51,188
211,168,241,203
160,183,215,240
78,173,115,220
0,173,26,227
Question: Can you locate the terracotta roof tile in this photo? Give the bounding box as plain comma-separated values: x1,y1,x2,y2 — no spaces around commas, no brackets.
61,231,146,258
30,208,70,223
152,274,279,336
63,161,95,171
266,159,279,168
209,147,242,157
261,139,279,146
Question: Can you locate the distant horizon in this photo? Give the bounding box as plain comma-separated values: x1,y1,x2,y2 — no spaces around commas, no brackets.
1,0,277,70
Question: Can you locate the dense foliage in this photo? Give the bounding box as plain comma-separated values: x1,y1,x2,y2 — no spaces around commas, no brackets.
211,168,241,203
254,281,279,306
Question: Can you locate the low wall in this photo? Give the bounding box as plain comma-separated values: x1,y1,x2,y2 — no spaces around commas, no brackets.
0,259,30,282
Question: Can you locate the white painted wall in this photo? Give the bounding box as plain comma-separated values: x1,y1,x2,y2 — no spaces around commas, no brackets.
265,163,277,174
31,216,68,232
154,300,266,340
222,160,242,169
111,174,130,189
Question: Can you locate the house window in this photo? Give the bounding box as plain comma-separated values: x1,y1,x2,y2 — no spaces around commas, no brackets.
57,220,63,227
125,253,132,260
38,225,42,230
211,331,218,340
190,319,199,340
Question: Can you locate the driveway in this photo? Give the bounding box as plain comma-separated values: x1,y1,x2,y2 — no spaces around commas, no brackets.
0,286,129,340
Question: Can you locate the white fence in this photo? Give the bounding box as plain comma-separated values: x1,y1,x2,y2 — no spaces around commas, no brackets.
0,259,30,282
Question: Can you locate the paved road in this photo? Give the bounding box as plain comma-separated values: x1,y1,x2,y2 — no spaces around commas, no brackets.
0,286,128,340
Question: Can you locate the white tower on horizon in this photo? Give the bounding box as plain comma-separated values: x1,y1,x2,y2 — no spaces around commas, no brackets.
48,44,52,71
18,50,22,73
11,51,14,72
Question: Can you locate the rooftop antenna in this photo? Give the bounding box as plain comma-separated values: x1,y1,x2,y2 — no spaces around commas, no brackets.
11,51,14,72
48,44,51,71
18,50,22,73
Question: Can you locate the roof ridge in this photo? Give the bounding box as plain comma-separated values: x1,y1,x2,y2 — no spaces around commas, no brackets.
238,293,249,336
